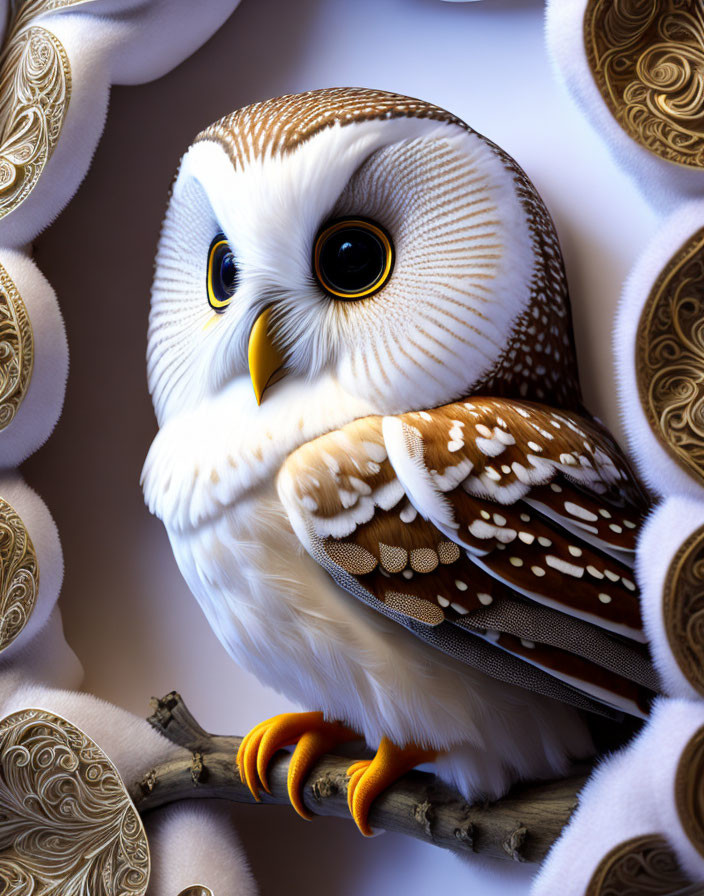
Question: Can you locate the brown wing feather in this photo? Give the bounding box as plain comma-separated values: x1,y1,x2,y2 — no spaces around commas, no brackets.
278,396,656,717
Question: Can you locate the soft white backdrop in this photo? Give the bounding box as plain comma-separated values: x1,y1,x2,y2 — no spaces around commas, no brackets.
25,0,659,893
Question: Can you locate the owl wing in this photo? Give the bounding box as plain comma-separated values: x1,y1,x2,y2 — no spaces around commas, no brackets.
277,397,657,719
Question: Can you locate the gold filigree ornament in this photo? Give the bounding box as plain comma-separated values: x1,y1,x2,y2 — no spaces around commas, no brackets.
0,495,37,653
0,263,32,432
675,723,704,860
0,0,96,220
0,708,150,895
635,226,704,485
584,0,704,168
663,522,704,696
585,834,692,896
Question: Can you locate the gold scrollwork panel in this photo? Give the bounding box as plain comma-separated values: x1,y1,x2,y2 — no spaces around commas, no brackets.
584,0,704,168
635,226,704,485
663,523,704,696
676,724,704,860
0,263,33,432
0,496,37,652
586,834,692,896
0,708,150,896
0,0,98,219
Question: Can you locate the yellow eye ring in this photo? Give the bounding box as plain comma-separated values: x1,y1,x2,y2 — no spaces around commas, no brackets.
313,218,394,300
207,233,238,312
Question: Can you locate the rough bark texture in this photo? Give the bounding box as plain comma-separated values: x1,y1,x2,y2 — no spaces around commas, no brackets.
129,691,587,863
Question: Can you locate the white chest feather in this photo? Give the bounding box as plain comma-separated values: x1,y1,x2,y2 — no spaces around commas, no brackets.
167,480,592,800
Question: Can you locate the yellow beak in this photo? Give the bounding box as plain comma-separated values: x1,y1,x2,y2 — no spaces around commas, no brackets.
247,307,286,405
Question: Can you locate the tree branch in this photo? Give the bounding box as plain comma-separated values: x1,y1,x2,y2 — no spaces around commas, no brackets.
130,691,586,863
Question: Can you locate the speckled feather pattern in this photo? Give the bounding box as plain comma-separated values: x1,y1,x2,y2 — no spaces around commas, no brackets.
279,396,652,716
195,88,463,170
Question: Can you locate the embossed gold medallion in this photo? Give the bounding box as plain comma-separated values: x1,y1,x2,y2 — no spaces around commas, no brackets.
0,495,37,652
675,724,704,859
0,708,150,895
584,1,704,168
0,1,97,219
0,263,33,431
586,834,692,896
663,523,704,695
636,227,704,484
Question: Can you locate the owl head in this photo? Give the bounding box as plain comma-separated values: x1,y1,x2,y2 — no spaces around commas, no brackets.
144,88,580,529
147,88,579,426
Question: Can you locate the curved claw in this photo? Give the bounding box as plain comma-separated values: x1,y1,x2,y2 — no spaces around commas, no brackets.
236,712,358,816
236,719,266,780
239,723,269,801
345,737,438,837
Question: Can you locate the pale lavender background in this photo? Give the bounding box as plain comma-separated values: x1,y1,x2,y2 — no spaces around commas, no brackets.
25,0,658,892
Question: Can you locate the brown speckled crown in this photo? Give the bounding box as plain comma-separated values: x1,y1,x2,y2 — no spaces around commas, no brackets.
195,87,582,410
195,87,462,168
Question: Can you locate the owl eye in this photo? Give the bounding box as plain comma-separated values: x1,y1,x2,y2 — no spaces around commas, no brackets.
207,233,238,312
313,218,394,300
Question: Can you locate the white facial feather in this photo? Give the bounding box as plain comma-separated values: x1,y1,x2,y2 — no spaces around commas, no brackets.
149,118,537,424
147,114,536,526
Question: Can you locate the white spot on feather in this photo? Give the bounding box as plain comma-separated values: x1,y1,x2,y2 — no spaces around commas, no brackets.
495,429,515,446
400,504,417,523
546,555,584,578
564,501,598,522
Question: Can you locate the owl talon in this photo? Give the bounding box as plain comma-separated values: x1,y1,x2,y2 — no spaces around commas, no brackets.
236,711,358,818
345,737,438,837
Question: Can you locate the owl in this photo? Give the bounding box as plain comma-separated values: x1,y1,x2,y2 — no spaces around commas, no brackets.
142,88,657,835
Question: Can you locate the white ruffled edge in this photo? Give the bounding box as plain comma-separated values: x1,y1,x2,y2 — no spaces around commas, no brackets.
0,0,241,248
615,201,704,500
145,802,258,896
0,471,64,661
533,698,704,894
0,249,67,466
637,496,704,701
545,0,704,211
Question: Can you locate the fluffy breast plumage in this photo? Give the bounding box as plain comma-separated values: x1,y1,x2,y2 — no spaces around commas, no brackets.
167,478,593,800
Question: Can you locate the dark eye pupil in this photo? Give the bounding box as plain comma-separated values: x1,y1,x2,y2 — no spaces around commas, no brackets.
318,225,387,297
219,251,237,293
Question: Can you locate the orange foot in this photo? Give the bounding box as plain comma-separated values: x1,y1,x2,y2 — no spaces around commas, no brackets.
236,711,358,819
346,737,438,836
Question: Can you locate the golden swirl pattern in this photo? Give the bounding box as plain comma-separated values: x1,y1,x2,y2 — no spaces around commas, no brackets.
586,834,691,895
0,262,32,431
675,724,704,859
584,1,704,168
0,25,70,218
635,226,704,484
663,523,704,695
0,1,96,219
0,708,150,895
0,496,37,652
